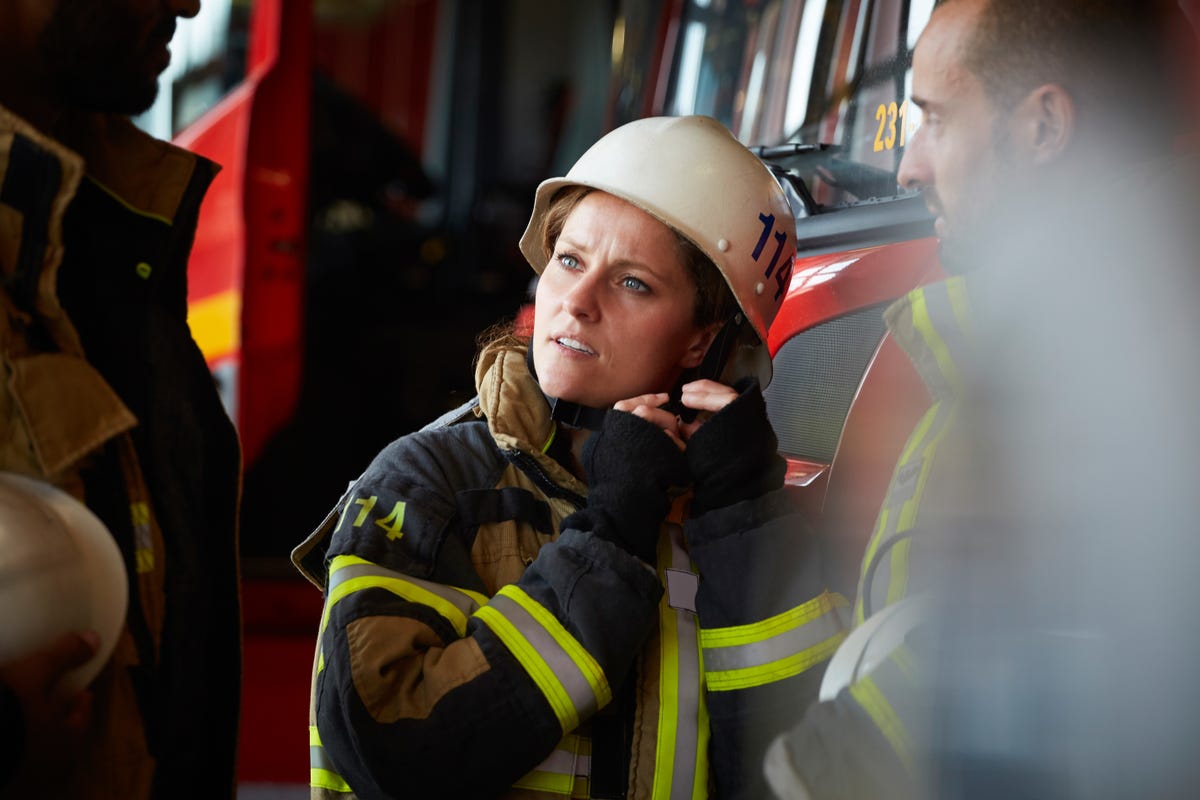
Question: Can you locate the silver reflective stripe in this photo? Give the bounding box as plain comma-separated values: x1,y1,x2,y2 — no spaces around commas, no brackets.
311,744,337,773
328,561,482,619
666,521,703,799
489,593,602,718
702,602,850,673
514,737,593,796
535,746,592,778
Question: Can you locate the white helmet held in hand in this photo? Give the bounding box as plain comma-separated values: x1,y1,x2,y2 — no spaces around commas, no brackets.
520,115,797,387
0,472,127,692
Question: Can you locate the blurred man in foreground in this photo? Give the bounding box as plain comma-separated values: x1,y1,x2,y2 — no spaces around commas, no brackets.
766,1,1199,798
0,0,242,796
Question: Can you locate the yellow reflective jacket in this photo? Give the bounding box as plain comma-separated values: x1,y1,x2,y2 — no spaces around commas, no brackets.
766,277,973,799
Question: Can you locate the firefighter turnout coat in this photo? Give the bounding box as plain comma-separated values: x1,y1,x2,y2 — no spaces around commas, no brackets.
0,104,242,796
766,276,973,799
292,339,849,799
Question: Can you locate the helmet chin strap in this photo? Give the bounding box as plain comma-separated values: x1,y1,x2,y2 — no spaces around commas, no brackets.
665,313,745,423
525,345,610,431
525,312,744,432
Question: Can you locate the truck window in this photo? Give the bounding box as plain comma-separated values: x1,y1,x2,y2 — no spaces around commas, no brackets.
661,0,935,209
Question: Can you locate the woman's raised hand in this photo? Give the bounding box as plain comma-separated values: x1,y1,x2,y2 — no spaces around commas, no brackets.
613,392,685,450
613,380,740,449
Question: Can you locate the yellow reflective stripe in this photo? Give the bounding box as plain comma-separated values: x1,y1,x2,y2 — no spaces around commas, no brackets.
857,402,937,619
325,574,469,636
704,630,847,692
700,592,848,649
474,603,581,733
652,519,707,800
886,537,912,607
318,555,487,672
911,288,961,395
542,423,558,453
311,769,353,793
701,592,850,692
945,276,973,341
850,674,915,773
308,726,353,793
856,505,890,626
322,555,485,635
653,534,683,800
497,585,612,707
512,735,592,796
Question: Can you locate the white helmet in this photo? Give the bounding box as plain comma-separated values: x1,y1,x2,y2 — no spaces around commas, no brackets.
0,473,127,692
519,115,797,387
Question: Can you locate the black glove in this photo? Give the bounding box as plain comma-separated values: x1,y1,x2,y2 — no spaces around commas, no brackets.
566,410,689,563
686,378,785,514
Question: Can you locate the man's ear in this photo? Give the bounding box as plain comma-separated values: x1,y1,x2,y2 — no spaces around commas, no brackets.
1015,83,1076,165
680,323,722,370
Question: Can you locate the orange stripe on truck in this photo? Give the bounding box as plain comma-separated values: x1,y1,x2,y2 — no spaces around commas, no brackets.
188,289,241,363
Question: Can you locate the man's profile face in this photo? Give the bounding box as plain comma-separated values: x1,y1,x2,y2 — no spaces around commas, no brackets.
38,0,199,116
898,0,1016,271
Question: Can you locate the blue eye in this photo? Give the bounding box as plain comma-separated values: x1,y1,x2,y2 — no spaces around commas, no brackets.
621,276,649,293
557,253,580,269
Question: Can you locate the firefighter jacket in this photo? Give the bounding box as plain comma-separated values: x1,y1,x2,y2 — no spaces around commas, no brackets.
764,276,972,800
292,339,850,800
0,104,242,797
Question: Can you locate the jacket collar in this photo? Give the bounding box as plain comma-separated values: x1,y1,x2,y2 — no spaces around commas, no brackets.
475,339,588,498
884,275,974,402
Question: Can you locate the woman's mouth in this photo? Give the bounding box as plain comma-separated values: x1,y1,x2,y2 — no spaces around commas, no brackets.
554,337,596,355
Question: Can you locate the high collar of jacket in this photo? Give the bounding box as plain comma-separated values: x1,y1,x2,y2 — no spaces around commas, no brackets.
0,103,217,354
884,275,974,402
475,339,588,498
0,102,216,227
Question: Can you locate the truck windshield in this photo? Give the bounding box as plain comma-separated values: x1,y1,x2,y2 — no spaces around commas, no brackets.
661,0,935,210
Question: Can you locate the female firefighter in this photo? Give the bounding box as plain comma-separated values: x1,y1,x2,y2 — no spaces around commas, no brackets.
292,116,849,800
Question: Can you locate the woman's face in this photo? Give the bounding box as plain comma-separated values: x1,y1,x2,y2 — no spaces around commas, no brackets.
532,191,716,408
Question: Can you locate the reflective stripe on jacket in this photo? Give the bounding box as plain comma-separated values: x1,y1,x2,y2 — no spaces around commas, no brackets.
295,341,844,799
768,277,972,800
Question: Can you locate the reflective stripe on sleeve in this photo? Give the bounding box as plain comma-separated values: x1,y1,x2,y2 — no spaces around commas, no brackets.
653,519,709,800
474,584,612,735
512,734,593,797
317,554,489,672
701,592,850,692
309,725,353,793
849,671,915,774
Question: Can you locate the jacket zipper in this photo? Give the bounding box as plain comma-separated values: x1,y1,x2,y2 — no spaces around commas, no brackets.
505,449,586,510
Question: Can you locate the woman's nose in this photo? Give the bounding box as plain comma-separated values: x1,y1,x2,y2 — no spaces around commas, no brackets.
560,273,600,319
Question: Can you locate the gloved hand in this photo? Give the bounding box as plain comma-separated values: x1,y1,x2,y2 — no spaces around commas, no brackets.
685,378,785,514
567,409,689,563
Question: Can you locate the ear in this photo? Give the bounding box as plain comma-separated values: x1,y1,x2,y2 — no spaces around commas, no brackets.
1014,84,1075,165
679,323,722,370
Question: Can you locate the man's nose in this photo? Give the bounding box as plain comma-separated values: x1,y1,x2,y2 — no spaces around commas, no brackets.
897,128,929,191
166,0,201,19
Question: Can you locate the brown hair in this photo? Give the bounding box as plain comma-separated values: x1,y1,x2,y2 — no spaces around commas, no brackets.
540,186,738,329
939,0,1183,146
